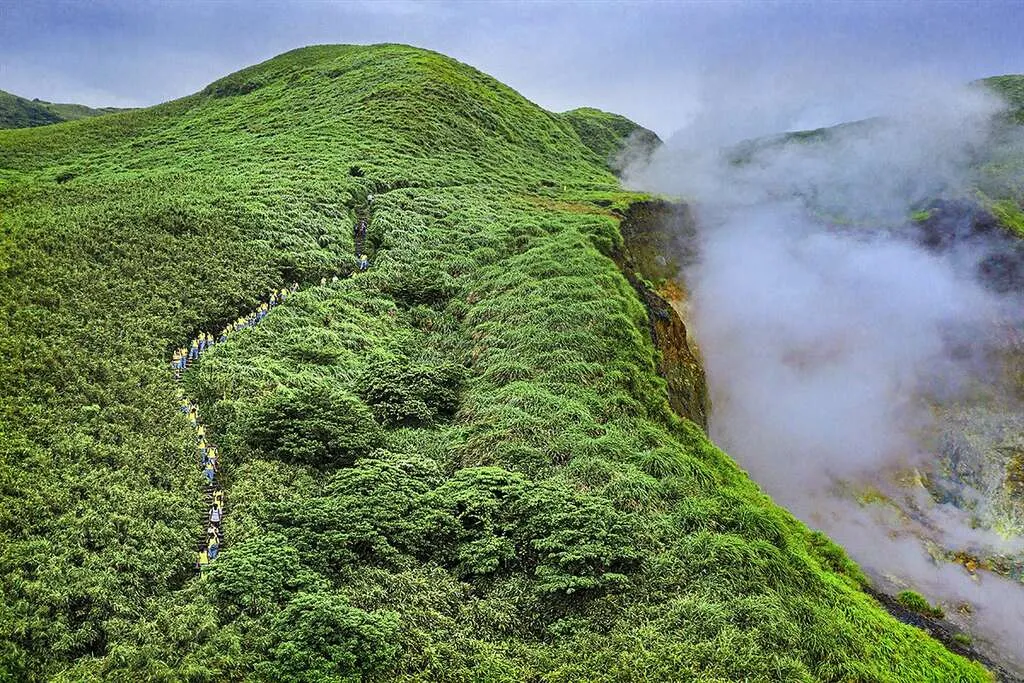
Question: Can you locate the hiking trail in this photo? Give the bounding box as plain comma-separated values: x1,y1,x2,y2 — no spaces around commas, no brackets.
172,202,371,571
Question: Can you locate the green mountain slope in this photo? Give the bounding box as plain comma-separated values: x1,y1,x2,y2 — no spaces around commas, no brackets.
980,74,1024,124
0,44,991,680
560,107,661,173
0,88,123,129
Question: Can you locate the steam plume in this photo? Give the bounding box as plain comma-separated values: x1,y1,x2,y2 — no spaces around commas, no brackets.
625,70,1024,671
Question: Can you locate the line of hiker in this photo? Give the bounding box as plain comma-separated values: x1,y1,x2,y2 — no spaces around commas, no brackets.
356,198,370,271
183,392,225,570
171,284,299,379
174,206,373,572
175,284,298,571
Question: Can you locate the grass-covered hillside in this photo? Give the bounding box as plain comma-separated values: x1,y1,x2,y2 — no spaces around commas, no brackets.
559,107,661,174
981,75,1024,125
0,43,992,681
0,88,123,129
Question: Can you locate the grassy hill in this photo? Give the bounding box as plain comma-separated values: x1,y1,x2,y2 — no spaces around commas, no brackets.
0,44,992,680
560,107,661,174
0,88,125,129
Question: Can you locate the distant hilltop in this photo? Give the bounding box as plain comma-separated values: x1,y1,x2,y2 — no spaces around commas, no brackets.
0,88,129,129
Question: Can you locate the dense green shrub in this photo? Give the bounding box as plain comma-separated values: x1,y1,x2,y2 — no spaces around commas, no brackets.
245,386,382,468
212,534,310,615
358,355,463,426
256,591,401,682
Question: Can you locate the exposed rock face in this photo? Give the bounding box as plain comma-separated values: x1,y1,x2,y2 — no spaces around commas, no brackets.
615,200,708,429
914,198,1024,293
905,199,1024,544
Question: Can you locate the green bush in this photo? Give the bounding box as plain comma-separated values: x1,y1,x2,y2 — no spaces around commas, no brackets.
256,591,401,682
245,386,382,468
358,355,463,426
212,534,308,615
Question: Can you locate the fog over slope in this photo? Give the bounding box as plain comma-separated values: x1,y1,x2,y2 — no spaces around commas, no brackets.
626,72,1024,669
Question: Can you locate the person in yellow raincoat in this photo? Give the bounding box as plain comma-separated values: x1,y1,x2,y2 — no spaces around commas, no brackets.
196,548,209,570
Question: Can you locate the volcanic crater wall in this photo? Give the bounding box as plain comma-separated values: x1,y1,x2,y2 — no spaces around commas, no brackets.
615,199,709,429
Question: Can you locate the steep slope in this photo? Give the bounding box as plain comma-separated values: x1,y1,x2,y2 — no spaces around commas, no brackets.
0,88,123,129
0,44,991,680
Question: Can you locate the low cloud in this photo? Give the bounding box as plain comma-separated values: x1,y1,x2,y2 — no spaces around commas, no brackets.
625,71,1024,669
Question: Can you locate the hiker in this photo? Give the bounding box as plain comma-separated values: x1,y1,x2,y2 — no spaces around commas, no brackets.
358,254,369,271
188,339,199,361
368,193,374,204
291,282,299,293
207,542,219,561
212,490,224,511
210,506,222,524
196,548,209,569
203,463,215,485
207,524,220,543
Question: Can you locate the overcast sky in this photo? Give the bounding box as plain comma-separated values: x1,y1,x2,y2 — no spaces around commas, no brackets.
0,0,1021,137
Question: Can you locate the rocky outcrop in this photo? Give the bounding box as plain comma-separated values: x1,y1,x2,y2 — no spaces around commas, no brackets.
615,199,708,430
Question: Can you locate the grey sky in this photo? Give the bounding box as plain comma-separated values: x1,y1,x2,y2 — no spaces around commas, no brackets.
0,0,1021,137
